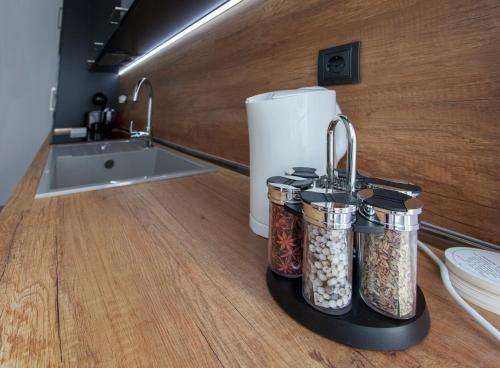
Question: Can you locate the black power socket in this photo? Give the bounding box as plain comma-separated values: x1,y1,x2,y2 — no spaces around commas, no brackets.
318,41,360,86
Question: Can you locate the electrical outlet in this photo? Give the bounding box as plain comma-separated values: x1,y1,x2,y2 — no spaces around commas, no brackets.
318,41,360,86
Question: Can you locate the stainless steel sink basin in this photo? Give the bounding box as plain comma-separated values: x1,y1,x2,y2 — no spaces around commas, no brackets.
36,140,216,198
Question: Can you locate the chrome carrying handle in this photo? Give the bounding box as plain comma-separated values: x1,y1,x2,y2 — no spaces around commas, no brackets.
326,114,357,194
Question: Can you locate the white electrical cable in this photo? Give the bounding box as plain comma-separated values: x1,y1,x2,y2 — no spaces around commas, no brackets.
418,240,500,342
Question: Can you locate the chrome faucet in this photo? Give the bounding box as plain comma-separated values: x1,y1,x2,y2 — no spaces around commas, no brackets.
129,77,153,147
326,115,357,194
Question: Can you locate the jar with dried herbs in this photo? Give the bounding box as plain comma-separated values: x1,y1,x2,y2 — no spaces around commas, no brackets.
357,188,423,319
267,176,312,277
300,190,357,315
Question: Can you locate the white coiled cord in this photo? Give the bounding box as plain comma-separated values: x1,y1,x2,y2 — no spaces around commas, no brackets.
418,240,500,342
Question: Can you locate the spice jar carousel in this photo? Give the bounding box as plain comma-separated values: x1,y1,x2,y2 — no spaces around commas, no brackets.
265,115,430,351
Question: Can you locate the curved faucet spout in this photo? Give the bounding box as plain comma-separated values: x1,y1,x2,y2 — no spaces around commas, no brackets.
132,77,153,101
131,77,154,147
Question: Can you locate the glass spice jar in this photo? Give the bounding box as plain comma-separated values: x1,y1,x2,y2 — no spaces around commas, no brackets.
357,188,423,319
301,189,357,315
267,176,312,278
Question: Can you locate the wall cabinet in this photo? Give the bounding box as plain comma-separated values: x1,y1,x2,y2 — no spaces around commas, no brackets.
88,0,124,72
91,0,229,72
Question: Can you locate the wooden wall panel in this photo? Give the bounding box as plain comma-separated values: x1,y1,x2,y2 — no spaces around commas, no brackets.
119,0,500,244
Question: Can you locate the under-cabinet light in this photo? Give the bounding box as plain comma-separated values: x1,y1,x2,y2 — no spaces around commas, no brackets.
118,0,245,76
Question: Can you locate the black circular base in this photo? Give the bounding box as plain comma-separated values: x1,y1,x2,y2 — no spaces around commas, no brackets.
267,269,430,351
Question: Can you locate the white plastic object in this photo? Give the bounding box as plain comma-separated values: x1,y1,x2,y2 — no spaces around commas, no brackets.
118,94,128,104
418,241,500,342
445,247,500,315
246,87,347,238
448,271,500,314
445,247,500,295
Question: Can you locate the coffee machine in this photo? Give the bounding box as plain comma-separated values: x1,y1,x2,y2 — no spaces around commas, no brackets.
84,92,116,141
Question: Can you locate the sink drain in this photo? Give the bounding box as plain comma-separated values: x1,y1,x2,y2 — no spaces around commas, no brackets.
104,160,115,169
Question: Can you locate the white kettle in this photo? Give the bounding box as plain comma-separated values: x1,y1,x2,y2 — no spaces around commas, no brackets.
246,87,347,238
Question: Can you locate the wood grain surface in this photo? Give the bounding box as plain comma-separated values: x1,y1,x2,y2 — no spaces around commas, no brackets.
0,138,498,366
118,0,500,244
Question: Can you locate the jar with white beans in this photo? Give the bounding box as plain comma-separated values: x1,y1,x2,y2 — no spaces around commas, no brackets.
300,189,357,315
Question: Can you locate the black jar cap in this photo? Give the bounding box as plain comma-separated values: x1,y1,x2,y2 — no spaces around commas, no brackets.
367,177,421,196
290,167,319,179
267,176,313,190
359,188,421,212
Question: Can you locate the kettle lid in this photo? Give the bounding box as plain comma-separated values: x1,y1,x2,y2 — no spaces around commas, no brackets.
246,86,334,103
270,87,330,99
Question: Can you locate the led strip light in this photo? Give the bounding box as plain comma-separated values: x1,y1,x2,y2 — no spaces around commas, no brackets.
118,0,245,76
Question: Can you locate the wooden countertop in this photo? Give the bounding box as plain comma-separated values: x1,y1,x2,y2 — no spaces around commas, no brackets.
0,138,498,367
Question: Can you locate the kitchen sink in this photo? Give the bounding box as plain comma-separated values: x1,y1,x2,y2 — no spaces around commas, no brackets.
36,140,216,198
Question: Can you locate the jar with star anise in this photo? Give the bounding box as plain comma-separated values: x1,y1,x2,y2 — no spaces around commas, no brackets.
267,175,313,278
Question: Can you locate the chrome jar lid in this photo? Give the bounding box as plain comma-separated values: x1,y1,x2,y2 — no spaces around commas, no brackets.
366,177,421,197
357,188,423,231
300,189,358,229
267,175,313,205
